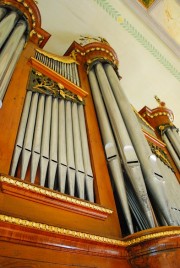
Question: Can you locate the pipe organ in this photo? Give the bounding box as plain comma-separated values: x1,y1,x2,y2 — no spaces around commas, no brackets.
10,52,94,202
0,1,179,267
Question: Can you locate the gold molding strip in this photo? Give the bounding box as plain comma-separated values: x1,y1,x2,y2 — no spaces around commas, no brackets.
0,214,125,246
0,176,112,215
0,214,179,247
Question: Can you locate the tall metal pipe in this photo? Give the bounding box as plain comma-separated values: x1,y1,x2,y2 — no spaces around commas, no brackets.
104,63,175,226
66,100,76,196
31,94,45,183
10,91,32,176
58,99,67,193
78,104,94,202
48,97,58,189
0,20,26,83
72,102,85,199
89,69,133,232
94,62,155,228
21,93,39,179
166,128,180,157
162,133,180,171
40,95,52,186
0,36,26,107
0,11,18,49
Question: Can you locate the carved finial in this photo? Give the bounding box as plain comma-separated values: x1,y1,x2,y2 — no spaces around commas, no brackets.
79,35,109,46
154,95,165,107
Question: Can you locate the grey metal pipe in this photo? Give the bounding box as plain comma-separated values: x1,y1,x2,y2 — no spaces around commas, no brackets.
78,104,94,202
31,94,45,183
72,102,85,199
48,97,58,189
172,128,180,146
94,62,155,228
0,20,26,83
162,133,180,171
21,92,39,179
58,99,67,193
0,36,26,107
166,128,180,157
89,69,133,232
74,63,80,87
104,63,175,226
40,95,52,186
66,100,76,196
0,11,18,49
10,91,32,176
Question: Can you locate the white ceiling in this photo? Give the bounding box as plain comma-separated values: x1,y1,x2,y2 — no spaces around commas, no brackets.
36,0,180,127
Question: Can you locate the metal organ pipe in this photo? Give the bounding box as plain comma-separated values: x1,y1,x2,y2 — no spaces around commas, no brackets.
49,97,58,189
0,20,26,80
165,128,180,157
0,11,18,49
31,94,45,183
66,100,76,196
21,92,39,179
0,36,26,103
93,62,155,228
58,99,67,193
10,50,95,203
162,133,180,171
10,91,32,177
88,69,133,233
78,104,94,202
40,95,52,186
104,63,175,226
0,12,27,106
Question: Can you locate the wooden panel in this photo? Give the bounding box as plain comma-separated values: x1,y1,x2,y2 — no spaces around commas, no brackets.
0,221,131,268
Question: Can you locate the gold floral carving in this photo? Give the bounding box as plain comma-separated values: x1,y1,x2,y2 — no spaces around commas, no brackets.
0,214,179,247
148,141,173,169
0,176,112,215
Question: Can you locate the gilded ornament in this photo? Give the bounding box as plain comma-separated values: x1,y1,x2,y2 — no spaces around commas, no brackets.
0,176,113,214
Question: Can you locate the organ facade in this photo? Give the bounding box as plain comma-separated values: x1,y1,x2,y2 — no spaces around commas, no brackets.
0,1,179,267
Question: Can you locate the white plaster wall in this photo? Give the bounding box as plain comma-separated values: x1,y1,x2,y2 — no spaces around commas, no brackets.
37,0,180,127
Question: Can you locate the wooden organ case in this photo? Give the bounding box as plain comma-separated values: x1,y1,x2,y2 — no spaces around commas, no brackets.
0,1,179,267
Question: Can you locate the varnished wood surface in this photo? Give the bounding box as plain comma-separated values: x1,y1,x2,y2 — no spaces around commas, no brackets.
0,222,130,268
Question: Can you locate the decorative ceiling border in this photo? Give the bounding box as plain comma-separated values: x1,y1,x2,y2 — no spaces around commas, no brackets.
94,0,180,81
0,214,180,246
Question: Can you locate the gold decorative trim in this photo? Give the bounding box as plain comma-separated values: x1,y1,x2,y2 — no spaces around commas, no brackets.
0,214,125,246
36,48,79,65
148,141,173,170
133,106,154,131
4,0,44,44
142,111,173,121
127,230,180,245
143,130,166,147
73,47,117,66
0,176,112,215
0,214,179,246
